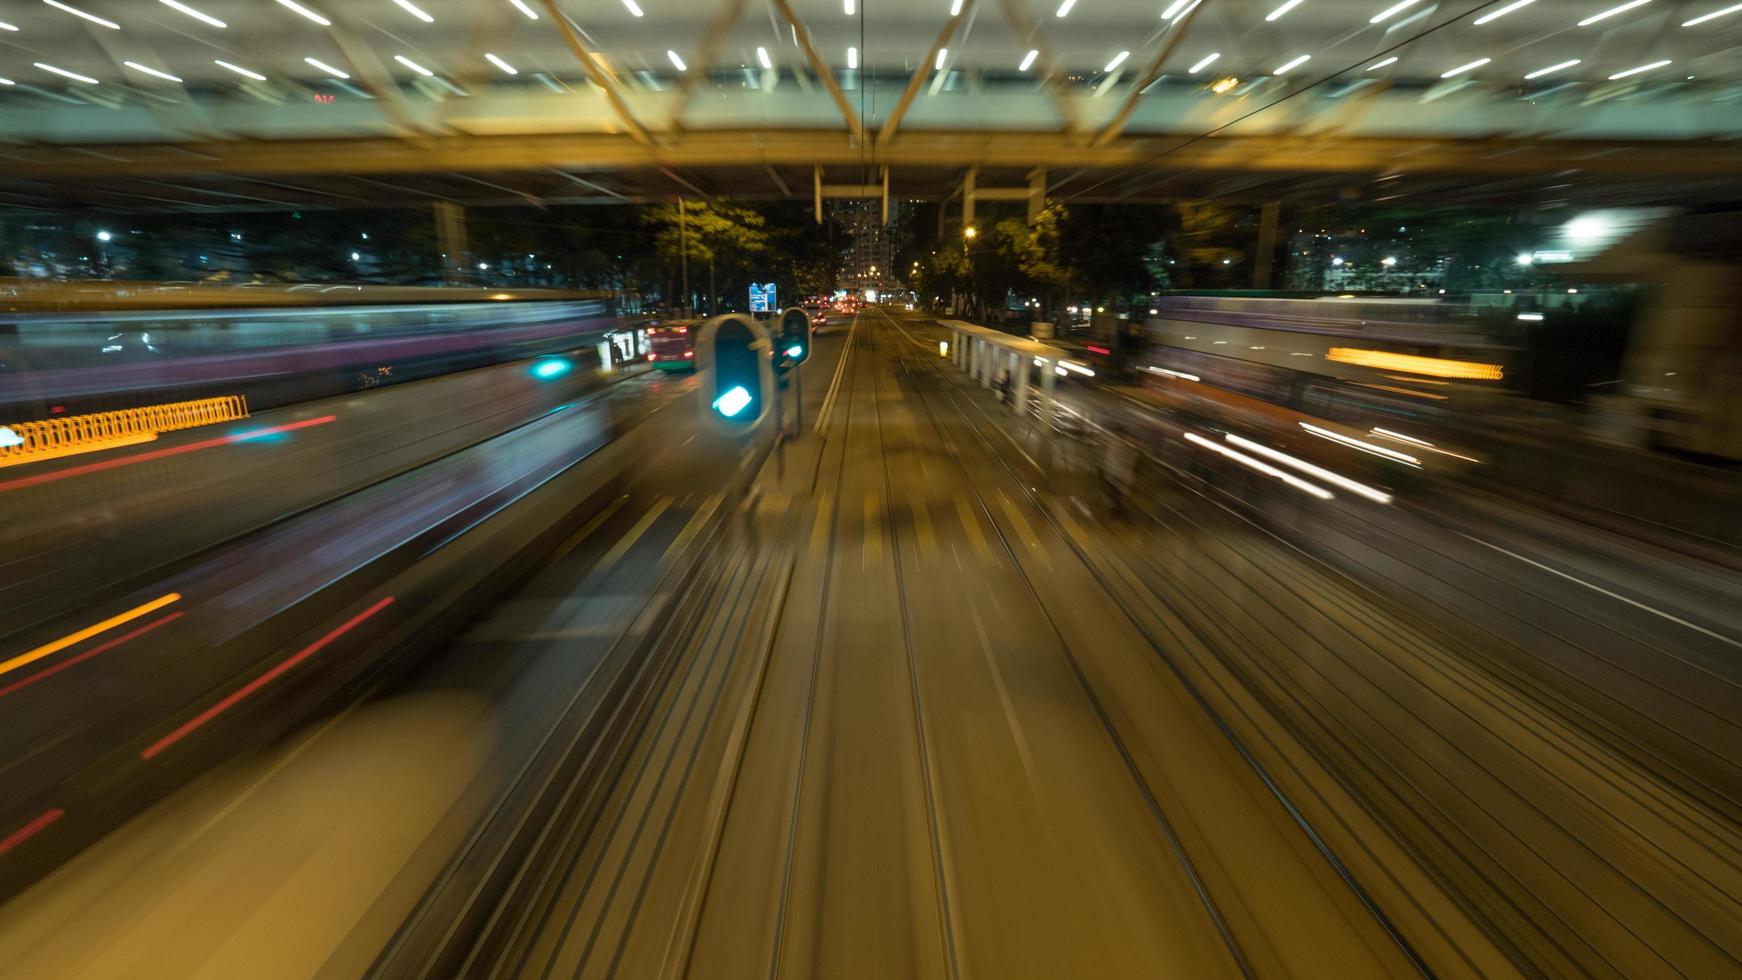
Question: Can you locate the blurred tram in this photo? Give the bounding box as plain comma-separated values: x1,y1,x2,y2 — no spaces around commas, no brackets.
1138,296,1510,472
0,280,622,420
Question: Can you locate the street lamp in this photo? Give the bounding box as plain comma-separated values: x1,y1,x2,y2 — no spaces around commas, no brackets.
1516,253,1533,266
963,225,977,239
96,230,112,242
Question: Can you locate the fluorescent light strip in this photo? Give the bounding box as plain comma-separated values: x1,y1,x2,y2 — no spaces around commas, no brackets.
1370,0,1420,21
123,61,182,82
1683,1,1742,25
1185,432,1335,499
936,48,948,70
1367,56,1399,70
42,0,120,29
1105,50,1130,72
1300,422,1420,465
844,0,854,13
1524,58,1579,78
509,0,539,18
1274,54,1311,74
1608,59,1669,78
1266,0,1308,19
1161,0,1194,16
214,59,266,80
392,0,434,22
304,57,349,78
158,0,226,28
485,53,517,74
1441,57,1490,77
1473,0,1535,23
847,46,859,69
395,54,434,76
1189,52,1220,73
1057,0,1079,16
667,50,687,71
35,62,100,83
0,20,16,31
757,46,773,70
1578,0,1650,25
1226,434,1393,503
623,0,644,15
274,0,331,26
951,0,964,13
0,76,12,85
1145,366,1200,381
1019,49,1039,71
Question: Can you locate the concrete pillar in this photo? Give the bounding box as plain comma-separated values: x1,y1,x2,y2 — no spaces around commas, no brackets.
1040,358,1056,427
1253,200,1280,290
1011,352,1029,415
433,201,469,286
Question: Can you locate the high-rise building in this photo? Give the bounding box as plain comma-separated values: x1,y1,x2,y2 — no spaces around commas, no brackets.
832,199,907,293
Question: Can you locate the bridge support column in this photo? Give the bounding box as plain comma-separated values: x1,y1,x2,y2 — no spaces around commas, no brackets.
433,201,469,286
1253,200,1280,289
1010,351,1029,415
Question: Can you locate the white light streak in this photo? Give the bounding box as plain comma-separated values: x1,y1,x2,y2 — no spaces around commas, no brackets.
1189,52,1220,73
1105,50,1130,72
1441,57,1491,77
0,20,16,31
1145,366,1200,381
158,0,226,28
844,0,854,13
1578,0,1650,25
1185,432,1335,499
305,57,349,78
847,46,858,68
1300,422,1420,466
951,0,964,13
1019,49,1039,71
1370,0,1421,21
936,48,948,70
1060,360,1096,376
485,53,518,74
1274,54,1311,75
123,61,183,82
1266,0,1308,18
1525,58,1580,78
622,0,644,15
1682,1,1742,24
42,0,119,29
757,47,773,70
392,0,434,22
35,62,99,84
1226,434,1393,503
1608,59,1669,78
395,54,434,76
667,50,687,72
1371,427,1480,462
1367,56,1399,70
1161,0,1195,17
274,0,332,26
0,77,13,85
214,59,266,80
1473,0,1535,23
1057,0,1079,16
1516,312,1545,320
509,0,539,18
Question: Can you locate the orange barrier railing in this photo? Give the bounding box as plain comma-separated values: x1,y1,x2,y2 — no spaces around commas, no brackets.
0,395,250,468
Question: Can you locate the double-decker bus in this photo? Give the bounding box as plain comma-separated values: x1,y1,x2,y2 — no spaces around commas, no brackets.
646,320,696,371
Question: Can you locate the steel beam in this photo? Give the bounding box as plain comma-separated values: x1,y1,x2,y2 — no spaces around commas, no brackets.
769,0,864,140
539,0,651,145
878,0,977,147
1094,0,1209,147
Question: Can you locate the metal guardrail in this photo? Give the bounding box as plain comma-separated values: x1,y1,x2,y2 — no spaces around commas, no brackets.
0,395,249,468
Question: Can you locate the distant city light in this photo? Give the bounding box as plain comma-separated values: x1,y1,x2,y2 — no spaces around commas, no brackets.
478,261,489,270
96,230,112,242
351,251,361,260
1331,257,1344,266
1381,256,1398,266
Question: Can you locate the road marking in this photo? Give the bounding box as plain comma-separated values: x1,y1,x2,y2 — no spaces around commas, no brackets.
970,606,1042,793
953,496,992,560
599,496,672,570
863,493,883,569
1459,532,1742,651
548,495,630,563
996,490,1052,570
669,493,722,557
813,311,861,434
910,496,938,559
809,497,834,560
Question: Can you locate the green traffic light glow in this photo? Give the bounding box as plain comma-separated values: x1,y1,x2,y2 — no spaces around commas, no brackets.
713,385,752,417
785,344,804,358
531,357,571,380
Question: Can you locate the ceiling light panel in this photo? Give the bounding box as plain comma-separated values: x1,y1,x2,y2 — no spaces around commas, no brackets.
42,0,120,30
157,0,225,28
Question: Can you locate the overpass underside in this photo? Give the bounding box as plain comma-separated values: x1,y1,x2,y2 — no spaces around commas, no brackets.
3,84,1740,213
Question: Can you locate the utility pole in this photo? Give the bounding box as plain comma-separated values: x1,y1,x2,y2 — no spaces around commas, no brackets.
679,197,690,316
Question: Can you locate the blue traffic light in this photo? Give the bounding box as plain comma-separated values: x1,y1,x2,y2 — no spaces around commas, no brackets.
531,357,571,380
785,344,803,358
713,385,752,417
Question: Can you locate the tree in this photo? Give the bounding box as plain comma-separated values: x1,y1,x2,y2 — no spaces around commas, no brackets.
996,203,1071,320
643,200,771,314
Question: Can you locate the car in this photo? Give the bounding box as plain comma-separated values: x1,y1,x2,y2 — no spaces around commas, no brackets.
804,305,830,332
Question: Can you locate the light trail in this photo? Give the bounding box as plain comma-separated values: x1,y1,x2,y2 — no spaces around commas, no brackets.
0,415,336,493
0,593,181,679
